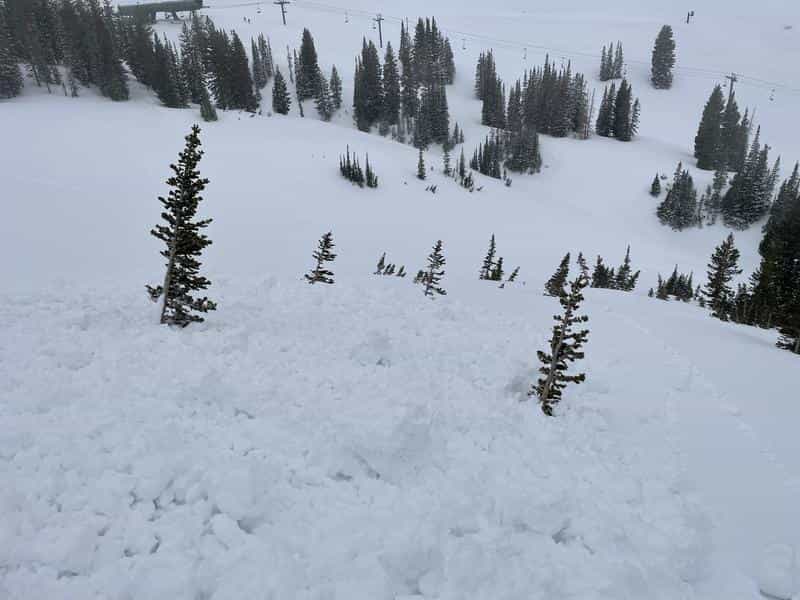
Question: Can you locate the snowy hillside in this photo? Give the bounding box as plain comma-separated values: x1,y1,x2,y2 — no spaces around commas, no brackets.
2,0,800,598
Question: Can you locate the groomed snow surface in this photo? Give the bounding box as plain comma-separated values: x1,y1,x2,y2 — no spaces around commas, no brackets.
2,0,800,597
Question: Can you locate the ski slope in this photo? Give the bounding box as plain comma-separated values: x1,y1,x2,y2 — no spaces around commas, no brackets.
1,0,800,598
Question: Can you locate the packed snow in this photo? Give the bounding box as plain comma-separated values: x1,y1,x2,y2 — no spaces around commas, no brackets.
2,0,800,598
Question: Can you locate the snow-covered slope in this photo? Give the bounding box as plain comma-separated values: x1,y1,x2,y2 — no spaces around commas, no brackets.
2,0,799,598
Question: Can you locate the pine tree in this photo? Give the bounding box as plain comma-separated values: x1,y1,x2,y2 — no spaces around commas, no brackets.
612,79,633,141
147,125,216,327
271,67,290,114
381,41,400,127
650,174,661,196
365,154,378,188
545,253,570,296
329,64,342,110
722,127,777,230
375,252,387,275
599,45,610,81
200,85,218,122
614,245,640,291
694,85,725,170
314,71,333,121
491,256,505,281
703,233,742,320
442,145,452,176
416,148,426,180
612,42,624,79
651,25,676,89
0,7,23,99
657,162,699,230
296,28,319,100
229,32,257,112
530,272,590,416
305,231,336,284
423,240,447,297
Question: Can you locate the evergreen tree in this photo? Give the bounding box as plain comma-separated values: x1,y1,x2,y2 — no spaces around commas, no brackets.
305,231,336,284
442,145,452,176
353,38,383,131
180,22,205,103
147,125,216,327
722,128,778,230
423,239,446,297
200,85,218,121
228,31,257,112
314,70,333,121
612,78,633,141
480,234,497,280
365,154,378,188
0,5,23,99
651,25,676,89
650,174,662,196
271,66,290,114
545,252,570,296
399,20,417,119
591,255,615,289
694,85,725,170
612,41,624,79
491,256,505,281
614,245,640,291
381,41,400,127
417,148,426,180
599,44,610,81
296,28,319,100
530,272,590,416
703,233,742,320
329,64,342,110
657,162,699,230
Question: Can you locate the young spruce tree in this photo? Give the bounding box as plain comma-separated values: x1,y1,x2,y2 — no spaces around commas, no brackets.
305,231,336,284
530,271,590,416
147,125,216,327
703,233,742,321
651,25,676,89
545,253,570,297
423,240,447,297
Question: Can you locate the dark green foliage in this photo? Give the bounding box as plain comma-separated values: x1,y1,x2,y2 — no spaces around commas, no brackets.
596,79,639,141
749,164,800,344
180,21,205,103
588,248,639,291
416,148,426,180
365,154,378,188
651,25,675,89
470,134,504,179
491,256,505,281
0,5,22,98
657,162,698,230
152,35,187,108
399,20,417,120
650,174,661,196
353,38,383,131
199,84,217,121
147,125,216,327
228,31,256,111
296,28,319,100
703,233,742,320
722,127,779,230
506,126,542,174
314,71,333,121
591,255,615,289
381,41,400,127
613,246,640,291
329,64,342,110
422,240,446,297
599,41,623,81
305,232,336,285
479,234,498,281
271,66,290,114
693,85,725,170
339,145,365,186
374,253,406,277
530,271,590,416
654,266,695,302
545,253,570,296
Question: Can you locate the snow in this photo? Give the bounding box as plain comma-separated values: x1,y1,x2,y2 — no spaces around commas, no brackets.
2,0,800,597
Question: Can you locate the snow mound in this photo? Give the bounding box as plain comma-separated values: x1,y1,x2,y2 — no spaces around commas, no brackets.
0,280,708,599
